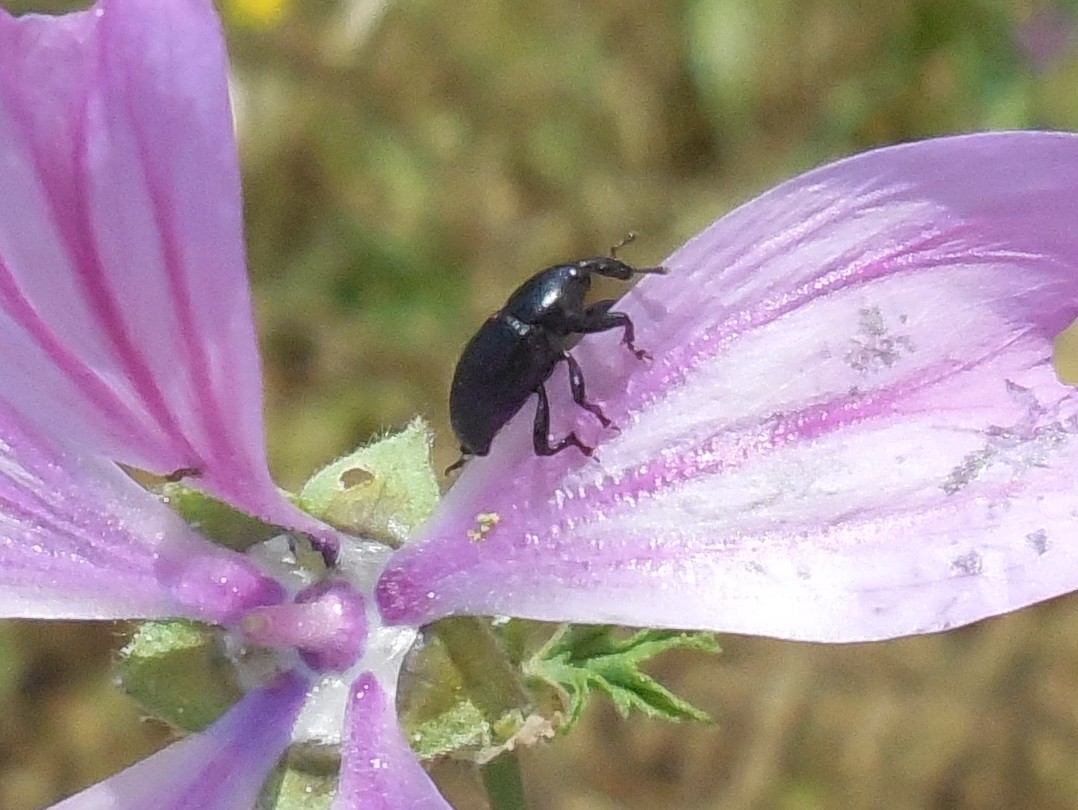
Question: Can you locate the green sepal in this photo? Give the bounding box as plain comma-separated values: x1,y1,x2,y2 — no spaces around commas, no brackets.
297,417,440,544
258,747,340,810
158,482,279,552
118,620,242,732
526,626,720,729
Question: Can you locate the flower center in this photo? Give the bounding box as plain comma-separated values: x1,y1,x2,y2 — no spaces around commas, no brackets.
240,579,366,673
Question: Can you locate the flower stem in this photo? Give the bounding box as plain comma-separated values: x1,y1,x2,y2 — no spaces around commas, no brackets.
433,616,532,718
482,751,527,810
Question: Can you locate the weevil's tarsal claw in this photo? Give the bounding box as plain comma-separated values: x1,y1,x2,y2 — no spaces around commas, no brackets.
445,453,470,475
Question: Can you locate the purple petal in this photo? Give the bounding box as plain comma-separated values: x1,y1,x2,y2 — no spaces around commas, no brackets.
333,672,452,810
379,131,1078,642
0,0,318,534
0,399,283,623
48,670,307,810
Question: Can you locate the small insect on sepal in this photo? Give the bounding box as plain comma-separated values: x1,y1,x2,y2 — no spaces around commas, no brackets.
163,466,202,483
447,234,667,474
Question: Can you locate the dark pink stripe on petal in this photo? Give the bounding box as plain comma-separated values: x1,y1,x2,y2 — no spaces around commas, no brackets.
0,398,283,624
0,5,197,472
106,67,243,475
0,0,316,532
0,255,173,460
70,94,203,461
89,0,304,521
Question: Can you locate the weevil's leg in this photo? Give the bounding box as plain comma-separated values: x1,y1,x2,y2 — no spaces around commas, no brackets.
561,352,614,428
567,300,650,360
533,384,593,457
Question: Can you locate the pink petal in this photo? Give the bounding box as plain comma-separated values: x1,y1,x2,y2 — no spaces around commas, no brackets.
48,670,307,810
379,131,1078,642
0,398,283,623
333,672,452,810
0,0,319,535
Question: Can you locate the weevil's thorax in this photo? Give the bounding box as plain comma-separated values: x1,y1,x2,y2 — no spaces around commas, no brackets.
502,263,592,330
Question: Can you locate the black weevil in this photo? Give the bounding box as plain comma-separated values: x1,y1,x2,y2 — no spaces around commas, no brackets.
447,235,667,473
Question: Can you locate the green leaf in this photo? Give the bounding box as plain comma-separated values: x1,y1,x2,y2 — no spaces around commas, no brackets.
526,626,719,729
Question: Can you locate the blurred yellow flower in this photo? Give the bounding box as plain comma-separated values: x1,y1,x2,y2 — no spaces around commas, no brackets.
226,0,286,27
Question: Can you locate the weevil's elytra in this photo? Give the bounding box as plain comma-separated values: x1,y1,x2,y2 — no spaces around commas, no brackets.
447,235,667,474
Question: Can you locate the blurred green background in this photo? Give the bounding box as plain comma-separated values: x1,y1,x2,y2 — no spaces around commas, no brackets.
5,0,1078,807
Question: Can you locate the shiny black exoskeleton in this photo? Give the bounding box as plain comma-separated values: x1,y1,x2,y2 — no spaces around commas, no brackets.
448,237,667,472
